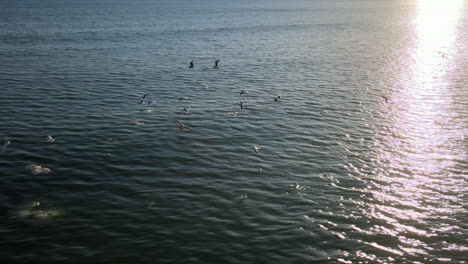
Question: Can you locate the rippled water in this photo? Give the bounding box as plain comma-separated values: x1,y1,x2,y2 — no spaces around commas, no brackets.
1,0,467,263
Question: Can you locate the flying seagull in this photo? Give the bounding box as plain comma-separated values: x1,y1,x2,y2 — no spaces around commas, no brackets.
176,121,191,132
47,135,58,142
179,106,190,115
254,145,261,153
2,138,10,152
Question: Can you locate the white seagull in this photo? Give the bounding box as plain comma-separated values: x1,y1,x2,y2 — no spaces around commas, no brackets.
25,164,52,175
254,145,261,153
47,135,58,142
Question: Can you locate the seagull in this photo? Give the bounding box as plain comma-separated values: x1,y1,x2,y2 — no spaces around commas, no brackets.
147,100,155,105
47,135,58,142
180,106,190,114
240,100,244,109
142,109,152,113
434,120,443,127
240,90,248,95
142,93,149,100
179,97,191,101
176,121,191,132
1,138,10,152
254,145,261,153
25,164,52,175
189,60,194,68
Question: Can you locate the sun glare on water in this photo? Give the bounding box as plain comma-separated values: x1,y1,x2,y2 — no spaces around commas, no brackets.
416,0,463,58
379,0,465,179
402,0,465,173
369,0,466,257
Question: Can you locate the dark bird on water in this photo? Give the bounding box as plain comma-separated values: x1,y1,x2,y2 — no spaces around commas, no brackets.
180,106,190,115
189,60,194,68
274,96,281,101
142,93,149,100
214,60,220,68
240,100,244,109
240,90,248,95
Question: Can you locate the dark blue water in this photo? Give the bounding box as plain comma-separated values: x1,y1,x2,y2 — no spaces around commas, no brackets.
1,0,467,263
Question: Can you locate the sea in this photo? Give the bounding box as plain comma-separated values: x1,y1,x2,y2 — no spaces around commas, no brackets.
0,0,467,263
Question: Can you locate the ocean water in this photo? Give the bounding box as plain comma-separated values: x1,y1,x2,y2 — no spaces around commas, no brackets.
1,0,467,263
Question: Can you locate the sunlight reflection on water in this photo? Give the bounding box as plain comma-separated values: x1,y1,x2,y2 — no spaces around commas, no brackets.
360,0,467,261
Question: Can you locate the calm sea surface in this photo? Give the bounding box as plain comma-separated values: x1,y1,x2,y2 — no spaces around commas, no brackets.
1,0,467,263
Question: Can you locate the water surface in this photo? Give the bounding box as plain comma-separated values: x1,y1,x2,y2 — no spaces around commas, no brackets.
1,0,467,263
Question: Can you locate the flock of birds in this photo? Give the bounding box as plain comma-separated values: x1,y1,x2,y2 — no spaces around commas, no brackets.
3,58,392,178
2,59,287,176
8,58,389,178
180,60,283,152
1,58,396,223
